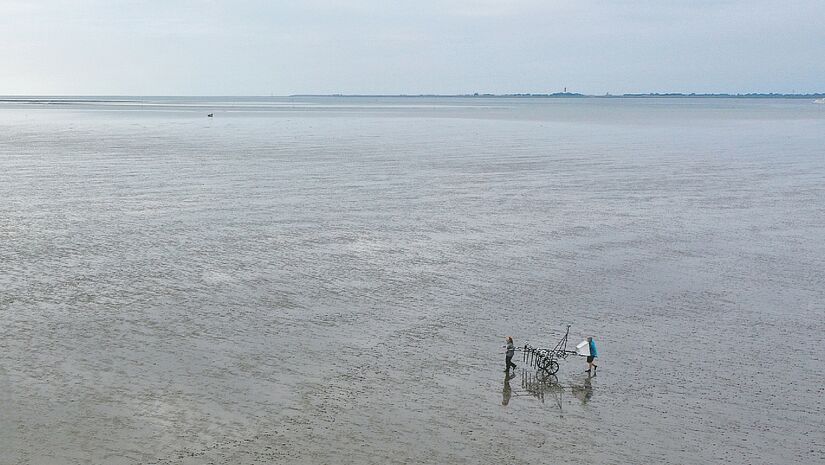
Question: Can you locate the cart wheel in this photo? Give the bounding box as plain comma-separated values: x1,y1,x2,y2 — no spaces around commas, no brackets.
548,360,559,375
538,357,552,373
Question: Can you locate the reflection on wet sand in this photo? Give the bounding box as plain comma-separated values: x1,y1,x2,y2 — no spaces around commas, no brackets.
502,372,514,406
571,375,594,405
521,370,564,409
501,369,595,410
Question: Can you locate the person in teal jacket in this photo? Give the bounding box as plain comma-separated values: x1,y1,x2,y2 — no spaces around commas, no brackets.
586,336,598,374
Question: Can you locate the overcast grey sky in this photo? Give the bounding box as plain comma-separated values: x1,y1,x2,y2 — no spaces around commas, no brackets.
1,0,823,95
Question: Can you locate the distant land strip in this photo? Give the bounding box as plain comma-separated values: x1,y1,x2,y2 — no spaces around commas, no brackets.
291,92,825,99
1,93,824,102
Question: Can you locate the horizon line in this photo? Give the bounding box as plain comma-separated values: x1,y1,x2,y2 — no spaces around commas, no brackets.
1,91,825,99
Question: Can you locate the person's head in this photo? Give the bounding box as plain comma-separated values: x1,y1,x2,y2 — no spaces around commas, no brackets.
507,336,513,343
587,336,593,342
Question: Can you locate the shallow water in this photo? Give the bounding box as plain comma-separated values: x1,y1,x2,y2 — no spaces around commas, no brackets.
1,97,824,464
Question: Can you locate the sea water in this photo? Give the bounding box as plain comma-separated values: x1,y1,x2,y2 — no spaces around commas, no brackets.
1,97,823,464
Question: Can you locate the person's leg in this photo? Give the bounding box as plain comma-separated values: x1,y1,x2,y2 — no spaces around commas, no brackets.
505,355,512,372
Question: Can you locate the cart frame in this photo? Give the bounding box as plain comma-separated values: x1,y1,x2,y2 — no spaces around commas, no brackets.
522,324,579,375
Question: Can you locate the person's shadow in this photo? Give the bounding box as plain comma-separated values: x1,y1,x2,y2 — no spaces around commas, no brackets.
502,371,516,406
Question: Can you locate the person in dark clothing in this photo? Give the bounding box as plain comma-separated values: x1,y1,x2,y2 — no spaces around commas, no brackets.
505,336,517,373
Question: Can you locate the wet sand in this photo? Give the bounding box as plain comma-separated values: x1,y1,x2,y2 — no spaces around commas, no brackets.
1,98,823,464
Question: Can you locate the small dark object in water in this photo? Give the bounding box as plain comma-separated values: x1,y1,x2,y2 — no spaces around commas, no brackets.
207,113,213,117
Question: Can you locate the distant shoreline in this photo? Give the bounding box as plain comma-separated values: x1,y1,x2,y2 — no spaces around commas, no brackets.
291,92,825,99
2,92,824,102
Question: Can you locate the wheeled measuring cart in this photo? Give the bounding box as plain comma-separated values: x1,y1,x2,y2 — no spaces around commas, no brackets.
522,324,579,375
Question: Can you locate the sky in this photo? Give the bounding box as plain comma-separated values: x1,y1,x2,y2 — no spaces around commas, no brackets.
1,0,823,95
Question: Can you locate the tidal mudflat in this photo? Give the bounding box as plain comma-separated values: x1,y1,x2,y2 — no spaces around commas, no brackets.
1,97,823,464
